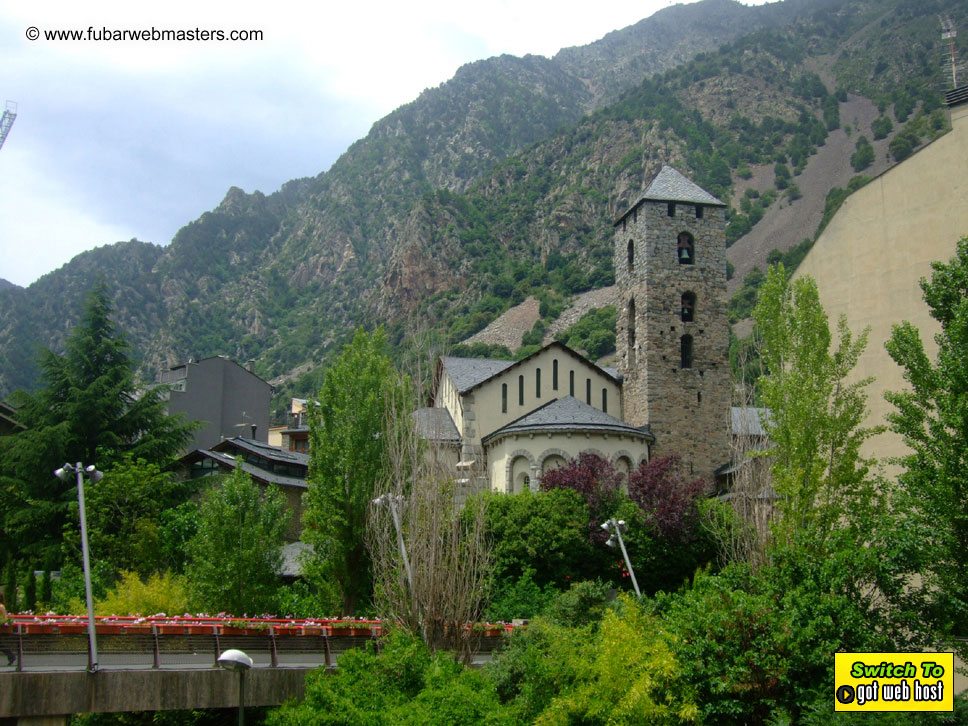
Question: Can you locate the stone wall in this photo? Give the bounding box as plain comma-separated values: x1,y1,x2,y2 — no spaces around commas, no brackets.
616,198,731,478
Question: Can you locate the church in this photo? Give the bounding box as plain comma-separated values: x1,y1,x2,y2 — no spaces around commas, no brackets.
418,166,732,492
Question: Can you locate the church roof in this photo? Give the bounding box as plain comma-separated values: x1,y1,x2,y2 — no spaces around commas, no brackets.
412,407,461,444
440,356,516,392
614,165,724,226
482,396,653,445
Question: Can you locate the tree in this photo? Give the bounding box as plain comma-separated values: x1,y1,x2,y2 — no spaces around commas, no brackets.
752,264,880,543
0,282,195,566
73,457,199,578
885,237,968,636
186,464,290,616
302,327,399,615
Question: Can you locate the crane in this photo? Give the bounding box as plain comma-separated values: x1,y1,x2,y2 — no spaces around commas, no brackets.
0,101,16,151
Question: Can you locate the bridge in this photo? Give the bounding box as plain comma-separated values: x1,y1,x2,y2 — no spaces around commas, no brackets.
0,616,511,726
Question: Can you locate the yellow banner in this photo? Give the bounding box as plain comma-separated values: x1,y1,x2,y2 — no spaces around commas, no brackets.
834,652,953,711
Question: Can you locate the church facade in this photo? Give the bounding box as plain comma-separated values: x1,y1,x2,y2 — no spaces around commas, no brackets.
421,166,732,491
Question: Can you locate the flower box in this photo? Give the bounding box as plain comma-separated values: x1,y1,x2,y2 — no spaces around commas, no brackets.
123,624,153,635
272,626,299,636
301,625,325,636
23,623,56,634
156,624,186,635
184,624,214,635
56,623,88,634
95,624,124,635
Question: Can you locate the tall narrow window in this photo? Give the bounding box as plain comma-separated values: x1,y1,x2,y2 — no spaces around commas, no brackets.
681,291,696,322
677,231,695,265
553,360,559,390
602,388,608,413
570,370,575,397
502,383,507,413
586,378,592,405
627,298,636,348
680,335,693,369
536,368,541,398
667,202,676,217
695,204,703,219
627,239,634,271
518,375,524,405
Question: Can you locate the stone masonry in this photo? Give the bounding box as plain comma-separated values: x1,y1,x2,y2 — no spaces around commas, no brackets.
615,167,731,478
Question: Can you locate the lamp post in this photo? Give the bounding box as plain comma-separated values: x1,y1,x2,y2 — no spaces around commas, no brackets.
218,648,253,726
601,518,641,598
54,462,103,672
372,494,413,593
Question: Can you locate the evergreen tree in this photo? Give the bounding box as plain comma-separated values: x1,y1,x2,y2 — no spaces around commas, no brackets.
23,566,36,612
40,570,52,607
0,282,196,566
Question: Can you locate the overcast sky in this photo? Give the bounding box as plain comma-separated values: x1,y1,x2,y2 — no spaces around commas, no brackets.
0,0,769,288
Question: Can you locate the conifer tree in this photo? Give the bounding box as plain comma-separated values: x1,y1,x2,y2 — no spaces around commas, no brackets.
0,281,195,566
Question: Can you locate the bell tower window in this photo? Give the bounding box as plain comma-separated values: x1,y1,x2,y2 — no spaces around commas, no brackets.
680,335,693,369
667,202,676,217
681,292,696,322
677,232,694,265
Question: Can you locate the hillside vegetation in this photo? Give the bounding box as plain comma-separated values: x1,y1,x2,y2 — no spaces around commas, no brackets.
0,0,964,415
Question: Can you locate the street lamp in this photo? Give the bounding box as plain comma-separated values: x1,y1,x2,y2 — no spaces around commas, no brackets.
218,648,253,726
54,462,103,672
601,518,641,598
372,494,414,594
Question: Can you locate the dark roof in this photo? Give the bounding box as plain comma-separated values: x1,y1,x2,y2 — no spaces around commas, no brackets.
946,85,968,108
482,396,653,445
440,357,516,392
615,165,725,226
412,408,461,444
212,436,309,467
192,449,308,489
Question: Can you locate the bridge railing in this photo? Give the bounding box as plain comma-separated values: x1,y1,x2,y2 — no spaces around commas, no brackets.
0,617,514,673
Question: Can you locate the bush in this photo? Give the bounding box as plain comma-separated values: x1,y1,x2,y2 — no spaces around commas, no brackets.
872,115,893,140
91,570,189,617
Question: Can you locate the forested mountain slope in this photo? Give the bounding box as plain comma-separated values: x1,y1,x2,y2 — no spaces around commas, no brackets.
0,0,963,412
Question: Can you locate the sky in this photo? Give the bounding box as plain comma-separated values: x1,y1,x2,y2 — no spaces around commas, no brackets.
0,0,769,288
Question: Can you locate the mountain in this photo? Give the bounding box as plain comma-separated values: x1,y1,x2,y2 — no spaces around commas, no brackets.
1,0,964,411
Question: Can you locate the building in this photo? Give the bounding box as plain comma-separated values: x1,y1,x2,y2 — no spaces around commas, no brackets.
794,85,968,466
176,436,307,541
158,356,273,452
420,166,733,491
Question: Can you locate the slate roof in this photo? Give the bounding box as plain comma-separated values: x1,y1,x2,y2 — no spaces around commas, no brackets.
614,165,725,226
731,407,770,437
194,449,308,489
213,436,309,467
482,396,653,444
642,165,725,206
440,356,516,392
412,407,461,444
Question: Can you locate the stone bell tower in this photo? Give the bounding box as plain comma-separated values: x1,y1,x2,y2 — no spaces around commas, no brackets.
615,165,730,478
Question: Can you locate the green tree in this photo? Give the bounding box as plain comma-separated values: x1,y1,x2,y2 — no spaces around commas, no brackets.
0,282,195,566
186,465,290,616
302,327,399,615
885,237,968,636
752,264,880,542
77,457,198,578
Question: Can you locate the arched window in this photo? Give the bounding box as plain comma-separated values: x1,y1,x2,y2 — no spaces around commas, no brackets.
680,335,693,369
518,375,524,405
627,239,634,271
502,383,507,413
627,298,636,348
677,231,695,265
681,291,696,322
